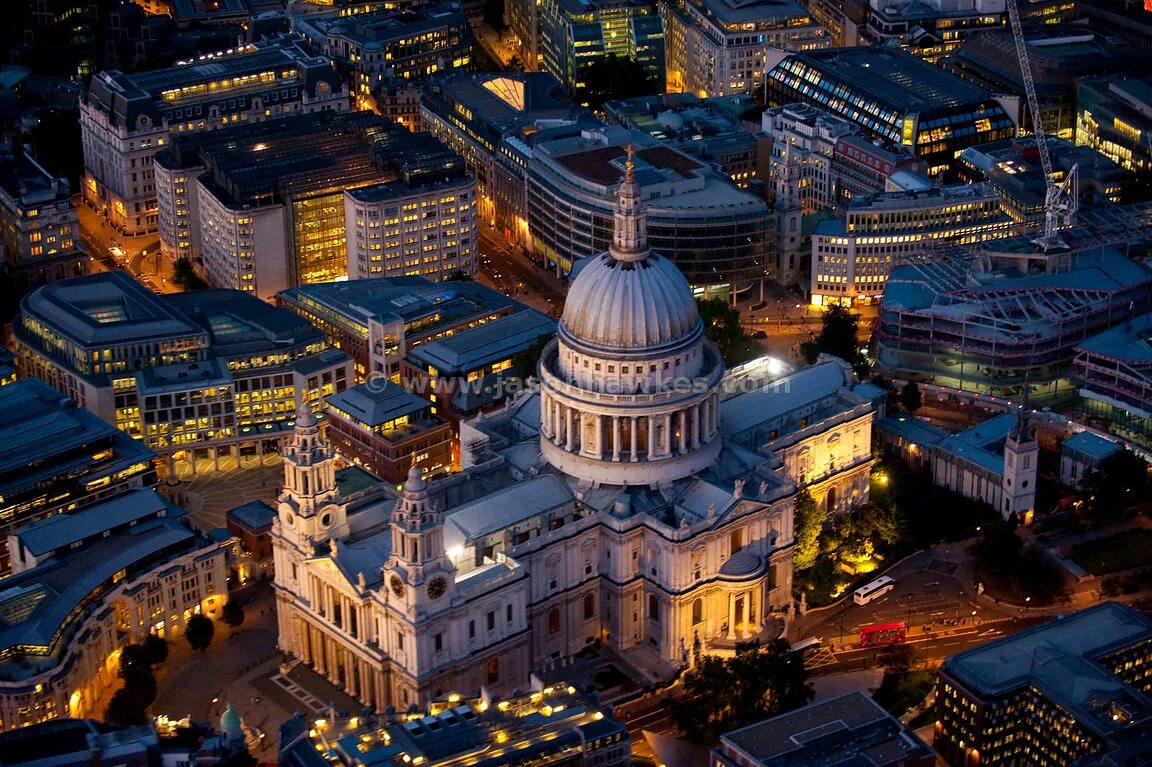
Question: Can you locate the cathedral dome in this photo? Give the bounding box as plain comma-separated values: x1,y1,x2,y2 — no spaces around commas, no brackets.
558,146,701,355
560,251,702,353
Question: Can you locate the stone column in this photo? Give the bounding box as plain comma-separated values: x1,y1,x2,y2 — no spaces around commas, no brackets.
647,415,657,458
678,411,687,454
726,592,736,639
612,417,621,461
692,404,701,449
565,406,575,451
630,416,638,462
663,414,673,456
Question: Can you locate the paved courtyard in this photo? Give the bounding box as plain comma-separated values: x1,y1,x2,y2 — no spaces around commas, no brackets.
164,452,283,531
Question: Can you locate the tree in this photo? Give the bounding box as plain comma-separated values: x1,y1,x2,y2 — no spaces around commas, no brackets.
792,488,825,571
142,633,168,665
573,54,658,109
697,298,756,367
900,381,922,414
105,687,150,725
801,305,866,375
1080,449,1149,520
172,257,208,290
511,334,552,382
669,640,813,743
185,614,215,652
221,601,245,630
879,642,916,675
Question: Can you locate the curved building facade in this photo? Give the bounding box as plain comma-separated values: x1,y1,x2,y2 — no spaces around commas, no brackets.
539,151,724,484
526,130,768,298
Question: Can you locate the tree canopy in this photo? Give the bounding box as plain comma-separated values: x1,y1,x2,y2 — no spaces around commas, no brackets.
800,305,866,376
172,257,208,290
900,381,922,414
221,600,245,629
972,521,1068,604
104,641,161,725
792,488,825,571
1080,449,1149,520
697,298,757,367
669,640,813,743
574,54,658,109
185,613,215,652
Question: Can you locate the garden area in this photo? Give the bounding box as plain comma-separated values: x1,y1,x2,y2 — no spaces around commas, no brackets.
970,522,1069,606
1070,529,1152,576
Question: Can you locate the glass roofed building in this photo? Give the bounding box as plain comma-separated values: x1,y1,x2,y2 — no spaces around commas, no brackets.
764,46,1016,177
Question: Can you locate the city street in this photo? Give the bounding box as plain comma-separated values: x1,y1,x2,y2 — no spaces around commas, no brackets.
76,196,173,292
476,224,566,315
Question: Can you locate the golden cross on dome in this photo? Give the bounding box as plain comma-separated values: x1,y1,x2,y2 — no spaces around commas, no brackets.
625,144,635,182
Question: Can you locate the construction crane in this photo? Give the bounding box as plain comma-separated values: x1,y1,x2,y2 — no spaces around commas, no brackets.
1006,0,1078,252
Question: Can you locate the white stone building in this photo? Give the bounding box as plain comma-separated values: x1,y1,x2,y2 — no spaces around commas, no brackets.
272,155,877,710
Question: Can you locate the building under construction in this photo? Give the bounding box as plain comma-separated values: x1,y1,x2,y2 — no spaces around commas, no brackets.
873,203,1152,401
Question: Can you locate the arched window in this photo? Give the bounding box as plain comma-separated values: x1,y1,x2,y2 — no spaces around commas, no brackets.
583,593,595,620
548,607,561,634
691,598,703,625
487,656,499,684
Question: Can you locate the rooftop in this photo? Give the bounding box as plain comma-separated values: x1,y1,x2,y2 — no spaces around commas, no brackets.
19,270,203,348
277,277,526,339
1076,313,1152,364
11,489,175,557
1063,431,1124,461
406,309,556,374
718,691,935,766
942,602,1152,737
327,381,435,428
227,499,276,532
445,474,573,543
684,0,817,27
315,1,470,47
421,71,591,137
720,359,852,437
768,47,999,112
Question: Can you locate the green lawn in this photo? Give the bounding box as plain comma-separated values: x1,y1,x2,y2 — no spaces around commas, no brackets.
1071,529,1152,576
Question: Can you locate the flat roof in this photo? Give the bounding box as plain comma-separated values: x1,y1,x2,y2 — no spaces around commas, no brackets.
1063,431,1124,461
554,144,704,186
1077,313,1152,364
721,691,934,765
227,499,276,531
327,381,433,427
12,489,175,556
943,603,1152,736
19,271,203,348
406,310,555,373
685,0,814,26
445,474,573,542
720,360,849,435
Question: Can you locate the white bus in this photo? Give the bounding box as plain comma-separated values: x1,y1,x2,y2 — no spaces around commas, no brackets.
853,576,895,605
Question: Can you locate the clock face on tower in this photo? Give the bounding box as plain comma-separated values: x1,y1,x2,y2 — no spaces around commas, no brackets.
427,576,447,600
390,575,405,598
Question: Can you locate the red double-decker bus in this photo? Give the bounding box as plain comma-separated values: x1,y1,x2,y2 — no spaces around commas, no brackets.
860,621,906,647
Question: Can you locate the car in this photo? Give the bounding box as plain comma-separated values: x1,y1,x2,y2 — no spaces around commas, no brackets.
753,330,767,339
110,246,125,258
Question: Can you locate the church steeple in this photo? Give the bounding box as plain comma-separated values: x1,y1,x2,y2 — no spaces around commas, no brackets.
610,145,649,263
389,467,450,584
280,402,337,517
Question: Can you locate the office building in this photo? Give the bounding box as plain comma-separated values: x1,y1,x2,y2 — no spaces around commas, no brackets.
154,110,473,297
1072,312,1152,450
538,0,665,94
276,277,536,382
80,37,348,236
1060,430,1124,487
958,137,1124,223
1077,75,1152,172
13,272,352,460
0,347,15,386
949,26,1139,140
0,489,229,729
279,686,630,767
764,47,1015,177
662,0,830,99
1077,0,1152,50
0,377,158,576
604,93,767,188
227,500,276,583
865,0,1077,62
372,76,423,132
0,719,161,766
810,182,1010,306
400,309,556,426
420,71,593,229
936,602,1152,767
874,235,1152,399
0,145,86,296
295,1,474,108
325,381,455,483
880,410,1038,521
713,691,935,767
526,126,769,297
344,172,477,283
270,162,874,711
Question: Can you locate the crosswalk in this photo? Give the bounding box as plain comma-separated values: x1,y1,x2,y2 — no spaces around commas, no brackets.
270,673,328,715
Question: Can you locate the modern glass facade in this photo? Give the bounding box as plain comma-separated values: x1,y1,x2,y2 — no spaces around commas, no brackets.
538,0,666,93
293,191,348,285
764,48,1015,177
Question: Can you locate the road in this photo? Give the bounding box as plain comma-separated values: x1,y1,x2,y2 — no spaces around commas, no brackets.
76,196,174,292
477,226,566,316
